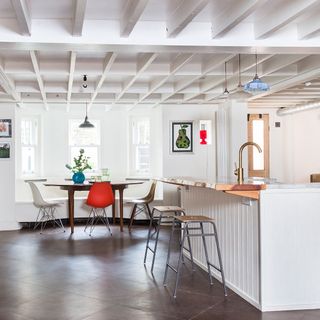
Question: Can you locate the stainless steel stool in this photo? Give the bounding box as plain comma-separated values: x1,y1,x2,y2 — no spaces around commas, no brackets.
144,206,194,273
163,215,227,298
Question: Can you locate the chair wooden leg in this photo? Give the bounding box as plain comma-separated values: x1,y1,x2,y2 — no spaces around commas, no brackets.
128,204,137,231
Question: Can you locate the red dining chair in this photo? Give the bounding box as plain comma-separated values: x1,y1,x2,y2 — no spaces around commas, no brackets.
85,182,114,236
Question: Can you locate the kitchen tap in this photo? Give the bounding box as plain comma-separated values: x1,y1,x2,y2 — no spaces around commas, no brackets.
234,142,262,184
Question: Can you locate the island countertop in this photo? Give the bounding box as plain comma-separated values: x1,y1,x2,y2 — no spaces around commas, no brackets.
157,177,320,199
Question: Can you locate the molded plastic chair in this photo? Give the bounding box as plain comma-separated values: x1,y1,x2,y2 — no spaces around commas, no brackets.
127,180,157,231
27,181,65,234
85,182,114,236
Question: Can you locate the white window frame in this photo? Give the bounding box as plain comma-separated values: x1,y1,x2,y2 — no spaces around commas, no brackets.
129,116,151,177
19,116,41,178
68,119,101,173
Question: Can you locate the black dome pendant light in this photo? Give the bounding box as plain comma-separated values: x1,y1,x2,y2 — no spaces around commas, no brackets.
79,102,94,128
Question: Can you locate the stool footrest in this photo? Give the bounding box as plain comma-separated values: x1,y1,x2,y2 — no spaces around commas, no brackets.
186,232,216,237
208,262,222,272
167,263,178,273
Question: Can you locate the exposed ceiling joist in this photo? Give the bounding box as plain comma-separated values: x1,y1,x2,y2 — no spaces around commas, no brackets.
67,52,77,112
73,0,87,36
0,60,20,101
10,0,31,36
114,52,157,103
120,0,149,37
29,51,49,111
212,0,266,38
88,52,117,110
166,0,209,38
298,12,320,39
255,0,319,39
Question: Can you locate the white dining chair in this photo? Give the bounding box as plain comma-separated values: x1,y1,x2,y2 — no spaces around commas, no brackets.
27,181,65,233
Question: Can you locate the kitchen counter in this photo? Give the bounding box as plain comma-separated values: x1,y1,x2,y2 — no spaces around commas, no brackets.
159,177,320,312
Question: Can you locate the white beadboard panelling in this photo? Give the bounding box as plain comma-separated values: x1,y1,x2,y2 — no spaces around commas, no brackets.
181,186,260,306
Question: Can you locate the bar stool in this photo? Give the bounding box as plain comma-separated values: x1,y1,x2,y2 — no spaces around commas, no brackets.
163,215,227,298
144,206,194,273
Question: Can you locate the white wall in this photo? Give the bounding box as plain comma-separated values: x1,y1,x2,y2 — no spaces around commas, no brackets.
0,104,20,230
162,104,217,205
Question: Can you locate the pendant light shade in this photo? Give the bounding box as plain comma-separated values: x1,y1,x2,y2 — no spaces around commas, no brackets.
79,102,94,128
229,54,253,101
244,54,269,93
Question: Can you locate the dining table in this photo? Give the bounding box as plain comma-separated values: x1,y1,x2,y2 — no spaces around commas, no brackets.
44,180,144,233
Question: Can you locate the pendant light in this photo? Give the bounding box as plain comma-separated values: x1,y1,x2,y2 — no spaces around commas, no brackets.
222,61,229,96
79,102,94,128
229,54,253,100
244,53,269,92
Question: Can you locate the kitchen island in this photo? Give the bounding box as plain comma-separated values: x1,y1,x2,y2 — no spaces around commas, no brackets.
159,177,320,312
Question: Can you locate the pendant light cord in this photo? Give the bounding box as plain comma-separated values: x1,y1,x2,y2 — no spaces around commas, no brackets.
238,54,241,86
224,62,227,89
255,53,258,76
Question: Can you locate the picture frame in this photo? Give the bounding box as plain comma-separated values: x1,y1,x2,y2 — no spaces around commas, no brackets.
0,142,10,159
171,121,193,153
0,119,12,138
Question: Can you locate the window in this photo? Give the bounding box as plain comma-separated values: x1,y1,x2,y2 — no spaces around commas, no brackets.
69,120,100,172
21,118,39,176
247,114,269,178
130,117,150,176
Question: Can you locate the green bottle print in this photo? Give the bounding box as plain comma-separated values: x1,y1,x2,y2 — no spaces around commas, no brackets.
176,125,190,149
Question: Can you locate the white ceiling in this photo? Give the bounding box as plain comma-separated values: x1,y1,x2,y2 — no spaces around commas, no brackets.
1,0,320,111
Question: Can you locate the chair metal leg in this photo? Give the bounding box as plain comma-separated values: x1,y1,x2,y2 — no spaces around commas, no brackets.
84,208,94,232
144,208,155,264
212,222,227,296
33,208,43,230
163,219,176,286
151,215,162,273
173,225,187,298
200,222,213,285
103,208,112,235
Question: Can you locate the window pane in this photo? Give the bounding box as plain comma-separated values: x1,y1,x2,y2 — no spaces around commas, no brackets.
69,120,100,146
252,120,264,170
22,147,35,174
133,119,150,145
70,147,98,171
135,145,150,174
21,119,37,145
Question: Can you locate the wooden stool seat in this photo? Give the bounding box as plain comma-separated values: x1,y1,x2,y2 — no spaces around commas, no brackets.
153,206,185,213
175,215,214,223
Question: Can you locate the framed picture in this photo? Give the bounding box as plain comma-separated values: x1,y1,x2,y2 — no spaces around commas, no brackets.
0,142,10,159
0,119,12,138
171,121,193,153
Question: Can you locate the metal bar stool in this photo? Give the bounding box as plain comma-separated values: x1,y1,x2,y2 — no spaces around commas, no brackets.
163,215,227,298
144,206,194,273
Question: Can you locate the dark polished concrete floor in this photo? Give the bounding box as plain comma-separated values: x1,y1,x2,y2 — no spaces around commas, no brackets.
0,224,319,320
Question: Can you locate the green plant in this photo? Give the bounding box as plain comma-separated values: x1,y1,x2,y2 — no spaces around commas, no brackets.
65,149,92,173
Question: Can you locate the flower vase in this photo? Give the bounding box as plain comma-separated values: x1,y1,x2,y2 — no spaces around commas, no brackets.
72,172,85,184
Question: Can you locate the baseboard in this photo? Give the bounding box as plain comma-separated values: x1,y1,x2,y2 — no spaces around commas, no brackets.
0,221,21,231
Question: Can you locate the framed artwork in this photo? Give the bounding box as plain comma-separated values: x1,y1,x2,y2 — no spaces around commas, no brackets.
171,122,193,153
0,119,12,138
0,142,10,159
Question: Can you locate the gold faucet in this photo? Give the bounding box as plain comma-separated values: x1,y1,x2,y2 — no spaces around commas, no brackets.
234,142,262,184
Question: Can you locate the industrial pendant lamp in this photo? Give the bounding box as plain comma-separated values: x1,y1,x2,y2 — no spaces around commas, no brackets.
244,53,269,92
223,62,229,96
79,102,94,128
229,54,252,100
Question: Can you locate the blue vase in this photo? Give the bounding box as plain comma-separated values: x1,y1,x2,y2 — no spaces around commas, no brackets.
72,172,85,184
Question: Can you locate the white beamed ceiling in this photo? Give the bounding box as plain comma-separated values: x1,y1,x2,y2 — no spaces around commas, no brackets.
1,0,320,110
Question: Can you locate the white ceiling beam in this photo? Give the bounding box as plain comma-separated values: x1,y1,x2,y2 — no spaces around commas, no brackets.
298,12,320,39
114,53,157,102
212,0,266,38
153,53,235,107
29,51,49,111
88,52,117,110
131,53,194,109
166,0,209,38
255,0,319,39
67,51,76,112
10,0,31,36
73,0,87,36
120,0,149,37
0,61,20,101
